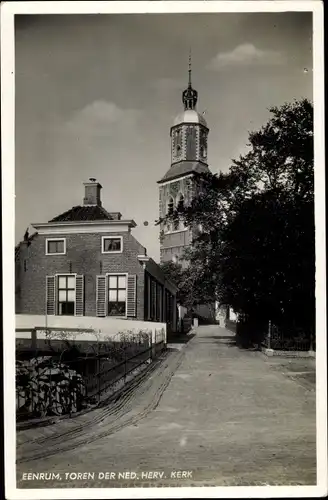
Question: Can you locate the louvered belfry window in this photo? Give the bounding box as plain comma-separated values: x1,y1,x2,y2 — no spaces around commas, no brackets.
96,274,136,318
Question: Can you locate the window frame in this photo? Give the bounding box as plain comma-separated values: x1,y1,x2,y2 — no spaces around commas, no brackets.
55,273,76,316
144,272,164,322
106,272,128,318
45,238,66,256
101,235,123,254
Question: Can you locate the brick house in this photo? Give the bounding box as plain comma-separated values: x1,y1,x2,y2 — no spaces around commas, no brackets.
15,180,177,330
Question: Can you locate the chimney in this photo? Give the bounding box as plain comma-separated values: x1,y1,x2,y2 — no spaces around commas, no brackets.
83,178,102,206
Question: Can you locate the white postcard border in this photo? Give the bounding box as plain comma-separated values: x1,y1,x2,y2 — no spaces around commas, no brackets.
1,1,326,499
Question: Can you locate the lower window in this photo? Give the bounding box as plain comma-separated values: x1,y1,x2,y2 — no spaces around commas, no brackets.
108,275,126,316
58,275,75,316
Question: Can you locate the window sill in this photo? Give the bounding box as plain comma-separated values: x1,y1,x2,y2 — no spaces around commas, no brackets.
102,251,123,255
107,315,128,319
46,252,66,256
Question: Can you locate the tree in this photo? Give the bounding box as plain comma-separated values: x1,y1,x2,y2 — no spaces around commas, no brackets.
220,189,314,326
228,98,313,203
159,261,188,305
220,98,314,329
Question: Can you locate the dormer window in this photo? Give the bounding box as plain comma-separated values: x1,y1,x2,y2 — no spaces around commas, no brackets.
102,236,123,254
46,238,66,255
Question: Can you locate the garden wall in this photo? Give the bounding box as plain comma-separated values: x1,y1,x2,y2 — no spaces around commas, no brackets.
16,314,167,345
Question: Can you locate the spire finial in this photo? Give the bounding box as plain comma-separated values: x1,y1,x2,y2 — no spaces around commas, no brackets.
182,49,198,111
188,48,192,88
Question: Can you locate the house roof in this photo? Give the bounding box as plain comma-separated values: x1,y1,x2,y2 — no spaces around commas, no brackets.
49,205,116,222
158,161,209,184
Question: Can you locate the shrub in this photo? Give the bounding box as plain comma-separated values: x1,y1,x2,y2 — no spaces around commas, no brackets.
16,355,86,420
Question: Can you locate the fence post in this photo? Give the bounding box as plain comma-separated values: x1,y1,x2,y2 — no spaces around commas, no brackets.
31,328,37,350
309,330,314,352
151,332,154,361
124,349,127,383
267,320,272,350
97,357,100,403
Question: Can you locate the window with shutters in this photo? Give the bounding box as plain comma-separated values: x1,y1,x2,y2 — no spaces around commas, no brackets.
46,238,66,255
108,274,126,316
102,236,123,254
97,274,136,318
46,274,84,316
57,275,75,315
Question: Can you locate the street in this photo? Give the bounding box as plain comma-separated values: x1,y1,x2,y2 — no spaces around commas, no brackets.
16,326,316,488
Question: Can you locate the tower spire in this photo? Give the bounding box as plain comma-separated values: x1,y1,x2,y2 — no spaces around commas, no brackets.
188,48,192,88
182,49,198,111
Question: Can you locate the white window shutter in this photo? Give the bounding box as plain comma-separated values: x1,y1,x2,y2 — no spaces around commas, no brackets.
75,275,84,316
46,276,56,315
96,275,107,317
127,274,137,317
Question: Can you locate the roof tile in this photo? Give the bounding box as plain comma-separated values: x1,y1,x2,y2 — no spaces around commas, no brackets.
49,205,114,222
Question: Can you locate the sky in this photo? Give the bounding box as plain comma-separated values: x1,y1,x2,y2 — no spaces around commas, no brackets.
15,12,313,262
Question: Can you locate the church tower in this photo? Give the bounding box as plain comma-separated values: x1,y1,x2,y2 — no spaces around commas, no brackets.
158,53,210,266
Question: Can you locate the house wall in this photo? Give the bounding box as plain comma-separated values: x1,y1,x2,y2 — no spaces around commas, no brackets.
144,258,177,295
16,231,147,320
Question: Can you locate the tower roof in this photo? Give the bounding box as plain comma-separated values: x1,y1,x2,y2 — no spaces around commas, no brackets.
173,109,207,127
173,51,207,127
157,160,209,184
